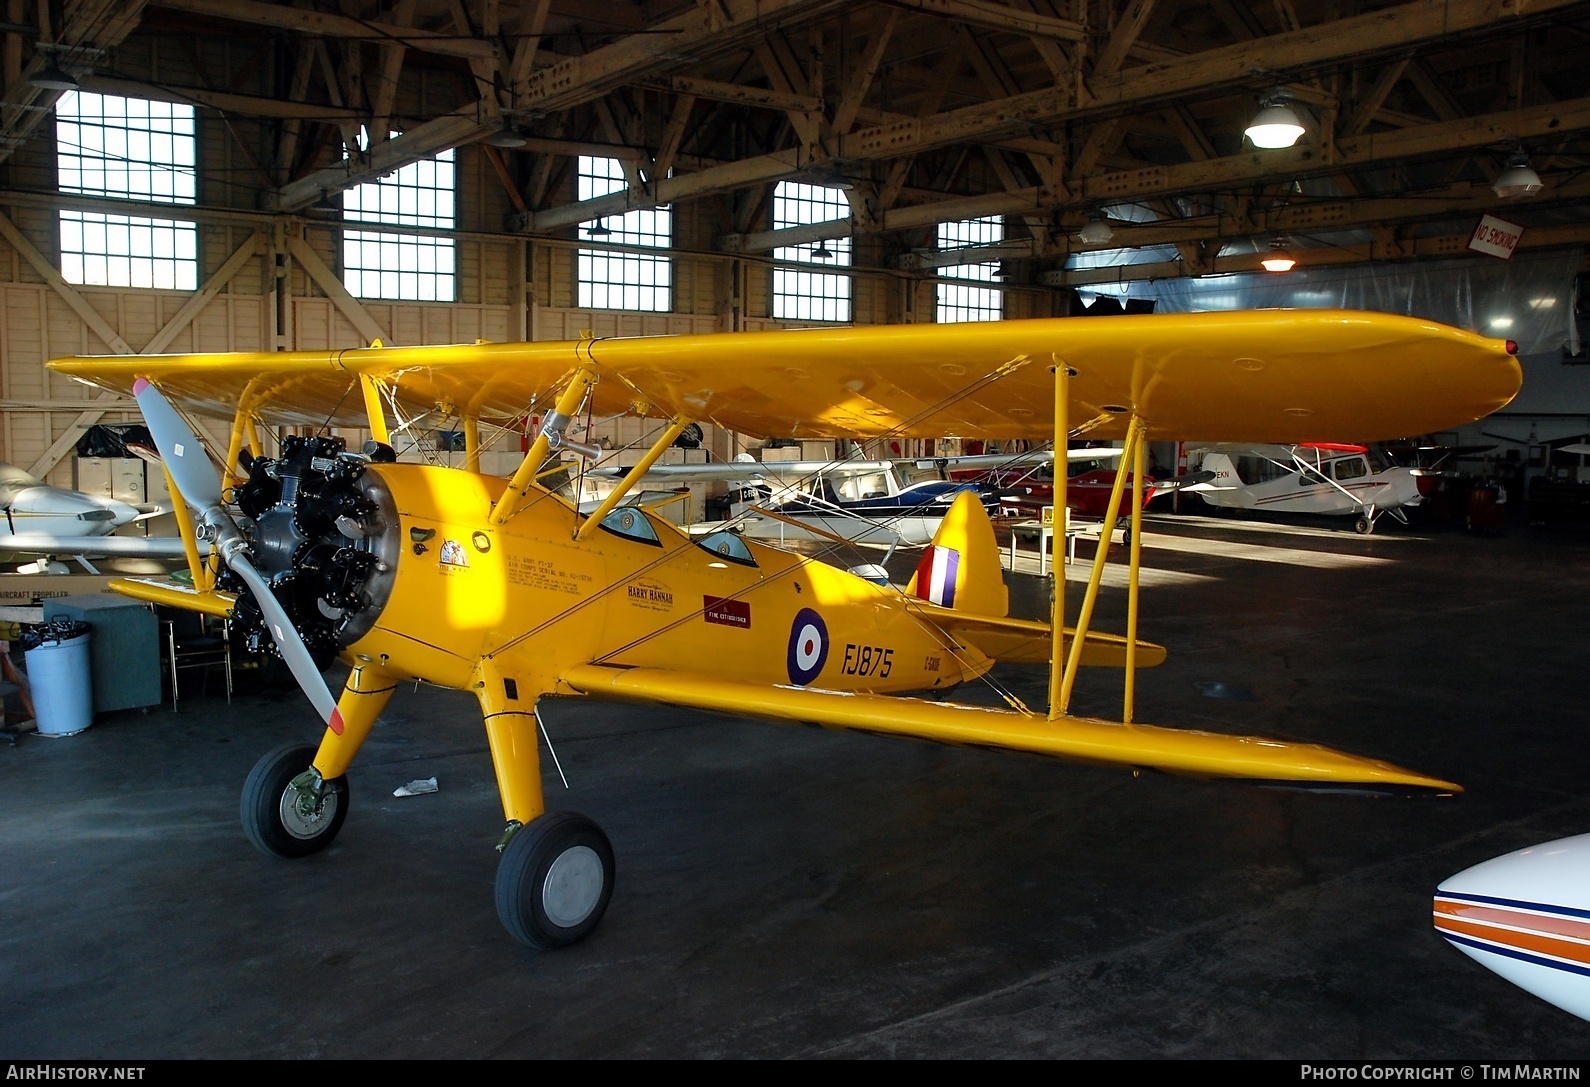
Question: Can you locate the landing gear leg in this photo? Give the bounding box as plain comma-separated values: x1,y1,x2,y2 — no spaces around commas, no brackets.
476,661,615,949
240,665,396,858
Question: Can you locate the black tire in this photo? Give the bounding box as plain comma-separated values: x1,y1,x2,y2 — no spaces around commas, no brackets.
1119,524,1132,549
1354,515,1373,535
241,742,349,858
495,811,615,950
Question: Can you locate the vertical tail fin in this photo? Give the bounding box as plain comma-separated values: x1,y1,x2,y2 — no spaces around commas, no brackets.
1193,451,1240,488
905,490,1009,617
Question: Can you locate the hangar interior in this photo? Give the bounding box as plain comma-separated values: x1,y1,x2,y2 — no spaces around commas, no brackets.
3,0,1590,1059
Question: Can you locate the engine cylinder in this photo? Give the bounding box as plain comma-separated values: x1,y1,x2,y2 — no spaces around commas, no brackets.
226,435,400,666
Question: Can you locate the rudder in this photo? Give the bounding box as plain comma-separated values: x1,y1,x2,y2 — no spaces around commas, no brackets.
905,490,1009,617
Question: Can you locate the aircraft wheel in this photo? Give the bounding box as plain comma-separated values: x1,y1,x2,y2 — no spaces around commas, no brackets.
495,811,615,950
1354,515,1374,535
241,742,348,858
1119,524,1132,549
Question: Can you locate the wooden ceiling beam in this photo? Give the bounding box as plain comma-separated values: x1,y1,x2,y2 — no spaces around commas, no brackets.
534,0,1585,230
721,94,1590,252
149,0,499,61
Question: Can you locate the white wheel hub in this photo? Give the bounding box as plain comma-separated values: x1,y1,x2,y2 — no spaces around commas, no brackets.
542,844,604,928
279,787,337,840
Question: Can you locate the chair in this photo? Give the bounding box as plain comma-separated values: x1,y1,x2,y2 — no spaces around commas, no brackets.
163,613,232,709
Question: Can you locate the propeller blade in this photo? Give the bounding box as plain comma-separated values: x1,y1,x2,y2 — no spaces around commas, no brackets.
1154,469,1217,493
131,378,345,735
131,378,223,509
224,548,345,735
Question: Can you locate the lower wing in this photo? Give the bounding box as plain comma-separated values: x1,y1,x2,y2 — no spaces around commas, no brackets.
108,575,234,618
559,664,1459,796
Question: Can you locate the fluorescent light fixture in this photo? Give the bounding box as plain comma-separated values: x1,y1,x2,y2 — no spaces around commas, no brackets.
1245,92,1306,149
1489,316,1515,329
1493,151,1543,198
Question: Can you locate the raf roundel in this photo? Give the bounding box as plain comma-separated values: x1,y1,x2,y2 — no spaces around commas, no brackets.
786,608,829,686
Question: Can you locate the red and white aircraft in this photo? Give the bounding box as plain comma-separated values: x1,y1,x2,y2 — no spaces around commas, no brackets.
1183,443,1425,534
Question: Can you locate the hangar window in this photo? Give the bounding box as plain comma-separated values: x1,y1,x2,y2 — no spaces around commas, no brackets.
55,91,198,289
343,140,456,302
772,182,851,322
936,217,1004,323
577,156,672,312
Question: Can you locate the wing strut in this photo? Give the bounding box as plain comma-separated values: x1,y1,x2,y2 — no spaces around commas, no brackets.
1047,358,1068,719
490,364,599,526
1057,413,1148,718
575,415,692,541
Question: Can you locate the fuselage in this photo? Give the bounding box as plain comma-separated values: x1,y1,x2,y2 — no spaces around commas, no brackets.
341,464,992,697
730,472,998,546
1191,452,1422,517
0,464,141,538
1435,831,1590,1022
952,464,1159,520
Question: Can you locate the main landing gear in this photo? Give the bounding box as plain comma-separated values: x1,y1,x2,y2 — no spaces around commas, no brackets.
495,812,615,949
239,744,615,950
241,742,349,857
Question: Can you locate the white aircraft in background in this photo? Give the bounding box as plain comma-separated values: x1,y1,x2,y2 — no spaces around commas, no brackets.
583,449,1113,546
1435,832,1590,1022
0,462,194,570
1183,443,1425,534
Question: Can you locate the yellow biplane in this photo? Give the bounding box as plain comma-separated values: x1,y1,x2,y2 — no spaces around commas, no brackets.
49,310,1520,949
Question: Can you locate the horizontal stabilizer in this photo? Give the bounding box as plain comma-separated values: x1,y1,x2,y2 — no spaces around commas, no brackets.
924,608,1166,668
560,664,1460,796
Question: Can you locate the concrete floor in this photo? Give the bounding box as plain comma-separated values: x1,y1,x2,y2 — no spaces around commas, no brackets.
4,515,1590,1058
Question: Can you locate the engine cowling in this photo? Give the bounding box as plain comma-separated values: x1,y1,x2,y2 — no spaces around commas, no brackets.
223,435,401,668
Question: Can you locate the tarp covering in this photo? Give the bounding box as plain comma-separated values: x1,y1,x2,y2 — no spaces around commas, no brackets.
1106,249,1581,358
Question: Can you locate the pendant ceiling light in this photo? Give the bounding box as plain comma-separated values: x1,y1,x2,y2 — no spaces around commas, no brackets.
1077,211,1113,246
1260,237,1298,273
28,63,77,91
1492,151,1543,199
484,125,527,149
1245,91,1306,149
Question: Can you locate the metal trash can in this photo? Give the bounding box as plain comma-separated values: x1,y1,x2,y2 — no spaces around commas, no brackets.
21,618,93,737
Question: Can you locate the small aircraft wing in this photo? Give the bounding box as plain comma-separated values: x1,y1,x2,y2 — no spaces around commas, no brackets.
584,458,896,482
49,311,1521,444
559,664,1460,795
0,534,208,559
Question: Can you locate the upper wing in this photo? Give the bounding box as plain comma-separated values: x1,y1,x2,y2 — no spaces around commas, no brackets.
559,664,1459,796
48,311,1519,443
